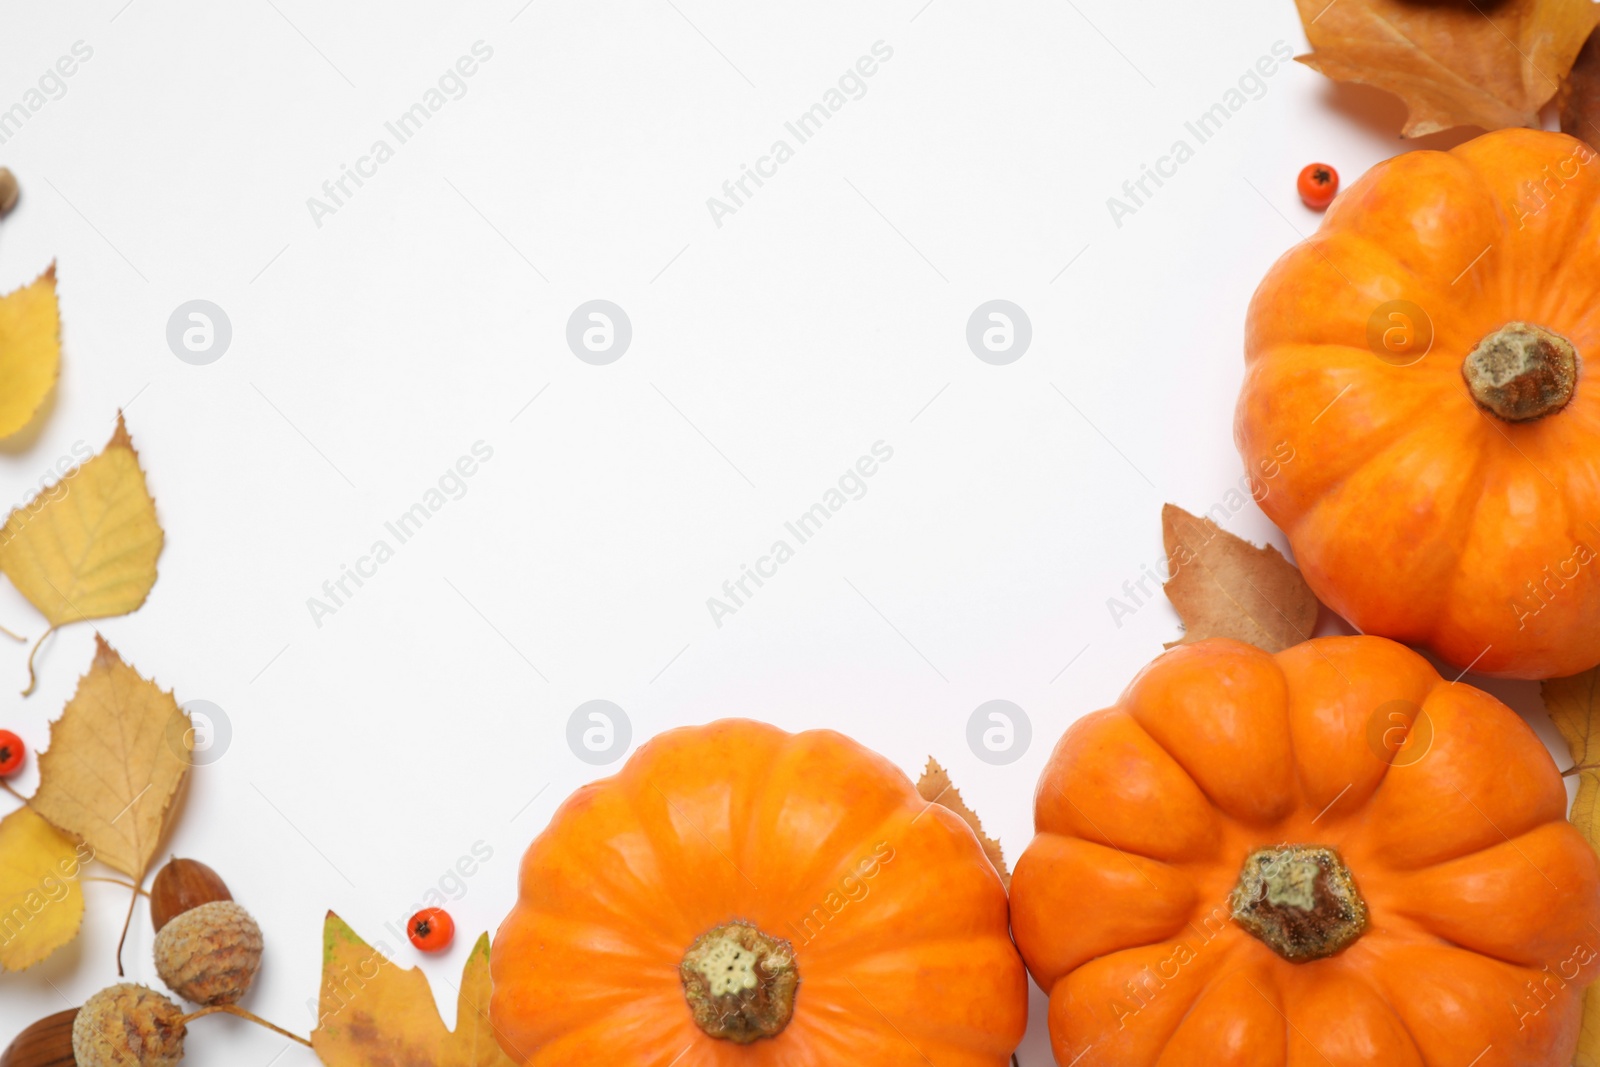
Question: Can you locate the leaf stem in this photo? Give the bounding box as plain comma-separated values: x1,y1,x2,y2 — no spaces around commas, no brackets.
1563,763,1600,777
179,1004,313,1048
0,620,23,642
115,875,140,977
21,624,57,697
0,778,24,803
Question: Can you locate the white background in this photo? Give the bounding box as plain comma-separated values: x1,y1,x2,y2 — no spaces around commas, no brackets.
0,1,1576,1063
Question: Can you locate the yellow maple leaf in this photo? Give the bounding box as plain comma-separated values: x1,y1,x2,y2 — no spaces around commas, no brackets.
1545,668,1600,1065
1295,0,1600,137
28,637,190,881
313,913,519,1067
0,413,164,693
0,805,86,971
0,265,60,439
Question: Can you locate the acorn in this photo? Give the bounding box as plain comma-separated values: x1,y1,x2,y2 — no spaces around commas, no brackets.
0,1009,78,1067
0,169,17,218
72,985,185,1067
149,858,231,933
148,859,262,1006
152,901,263,1006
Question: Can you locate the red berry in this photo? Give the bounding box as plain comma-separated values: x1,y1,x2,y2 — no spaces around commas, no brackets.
0,730,24,776
1297,163,1339,210
408,908,454,953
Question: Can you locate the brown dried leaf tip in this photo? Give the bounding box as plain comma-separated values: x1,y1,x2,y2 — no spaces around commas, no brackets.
1162,503,1320,654
1562,25,1600,149
917,758,1010,888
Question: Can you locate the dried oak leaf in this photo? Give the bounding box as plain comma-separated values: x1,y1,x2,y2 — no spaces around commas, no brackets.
1543,668,1600,1065
0,804,85,971
1295,0,1600,137
29,637,190,881
917,758,1009,888
312,912,517,1067
1162,503,1319,654
1562,26,1600,148
0,413,164,694
0,264,60,440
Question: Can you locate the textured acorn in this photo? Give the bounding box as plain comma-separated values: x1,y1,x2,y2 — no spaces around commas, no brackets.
72,985,185,1067
0,1009,78,1067
153,899,263,1006
149,857,232,933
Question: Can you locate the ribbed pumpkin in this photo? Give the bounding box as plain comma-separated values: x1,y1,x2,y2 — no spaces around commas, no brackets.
491,719,1027,1065
1010,636,1600,1066
1237,127,1600,678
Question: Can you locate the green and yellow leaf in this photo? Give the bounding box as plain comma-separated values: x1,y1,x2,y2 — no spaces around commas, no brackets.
312,912,517,1067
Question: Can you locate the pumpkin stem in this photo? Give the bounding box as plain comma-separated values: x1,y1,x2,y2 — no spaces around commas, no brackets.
1463,322,1578,422
1230,845,1367,963
680,921,798,1043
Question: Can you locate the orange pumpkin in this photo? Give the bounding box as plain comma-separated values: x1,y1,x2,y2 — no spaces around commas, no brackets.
1010,636,1600,1066
491,719,1027,1065
1237,128,1600,678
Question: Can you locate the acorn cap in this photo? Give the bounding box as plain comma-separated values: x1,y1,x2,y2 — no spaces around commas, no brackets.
150,857,232,932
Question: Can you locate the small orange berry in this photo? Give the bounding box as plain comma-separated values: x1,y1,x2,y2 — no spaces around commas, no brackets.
0,730,24,776
408,908,455,953
1297,163,1339,210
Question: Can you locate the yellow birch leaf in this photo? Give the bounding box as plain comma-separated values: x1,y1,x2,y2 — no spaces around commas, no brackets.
0,264,60,439
312,912,519,1067
1544,667,1600,1065
28,637,190,880
0,805,85,971
0,413,163,692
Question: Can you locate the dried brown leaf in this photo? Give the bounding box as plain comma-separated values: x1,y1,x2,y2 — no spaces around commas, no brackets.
1295,0,1600,137
1162,503,1319,653
1562,25,1600,149
1544,668,1600,1063
917,758,1009,888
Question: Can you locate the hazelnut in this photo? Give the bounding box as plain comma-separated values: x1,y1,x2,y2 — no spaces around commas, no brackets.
71,985,185,1067
0,1008,78,1067
152,900,263,1006
149,858,232,933
0,169,17,218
